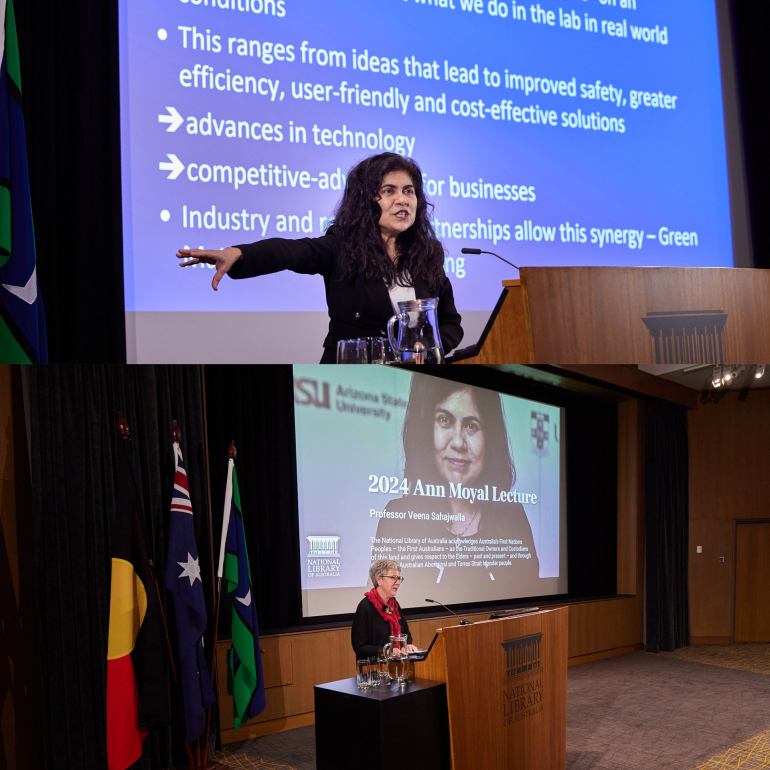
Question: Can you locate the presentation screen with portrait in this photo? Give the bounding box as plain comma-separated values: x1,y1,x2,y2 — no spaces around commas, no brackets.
293,366,567,618
119,0,747,362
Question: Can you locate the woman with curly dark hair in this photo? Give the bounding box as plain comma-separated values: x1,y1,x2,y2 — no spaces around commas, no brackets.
176,153,464,362
375,376,540,606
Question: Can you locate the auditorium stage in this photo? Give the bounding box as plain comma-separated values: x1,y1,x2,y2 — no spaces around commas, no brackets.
213,645,770,770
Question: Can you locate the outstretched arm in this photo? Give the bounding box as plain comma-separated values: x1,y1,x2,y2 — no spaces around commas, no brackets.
176,230,339,291
177,246,243,291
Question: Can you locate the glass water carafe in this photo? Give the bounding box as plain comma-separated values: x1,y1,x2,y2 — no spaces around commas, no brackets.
386,298,445,364
383,634,410,683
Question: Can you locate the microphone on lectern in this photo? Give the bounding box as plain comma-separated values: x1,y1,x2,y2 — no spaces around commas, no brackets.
461,247,520,271
426,598,472,625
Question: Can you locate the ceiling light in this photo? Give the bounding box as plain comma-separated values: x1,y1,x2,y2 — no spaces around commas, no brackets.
712,365,722,388
756,365,766,379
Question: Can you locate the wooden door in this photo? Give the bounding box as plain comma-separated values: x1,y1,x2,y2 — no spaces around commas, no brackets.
735,522,770,642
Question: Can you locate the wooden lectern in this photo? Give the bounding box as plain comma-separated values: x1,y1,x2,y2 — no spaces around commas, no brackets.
415,607,567,770
449,267,770,364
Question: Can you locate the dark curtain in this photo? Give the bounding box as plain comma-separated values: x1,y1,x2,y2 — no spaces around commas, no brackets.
564,396,618,601
203,365,303,634
28,365,217,770
644,398,690,653
14,0,125,362
730,1,770,268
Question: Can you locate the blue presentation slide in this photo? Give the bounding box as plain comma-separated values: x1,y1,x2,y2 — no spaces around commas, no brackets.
293,366,565,617
119,0,733,319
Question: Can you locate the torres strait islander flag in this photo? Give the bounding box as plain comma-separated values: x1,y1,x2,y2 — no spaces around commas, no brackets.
217,459,266,731
165,442,216,741
0,0,47,362
106,439,169,770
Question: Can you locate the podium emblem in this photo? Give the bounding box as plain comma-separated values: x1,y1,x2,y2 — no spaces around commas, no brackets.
641,310,727,364
501,632,544,726
501,632,543,682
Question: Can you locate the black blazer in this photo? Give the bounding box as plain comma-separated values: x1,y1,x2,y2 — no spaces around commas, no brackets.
231,227,464,362
351,596,413,659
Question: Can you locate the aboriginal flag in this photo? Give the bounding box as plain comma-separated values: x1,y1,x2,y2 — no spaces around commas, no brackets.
106,439,169,770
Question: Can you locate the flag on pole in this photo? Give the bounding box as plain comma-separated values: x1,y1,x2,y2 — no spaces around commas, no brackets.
0,0,47,363
217,458,266,731
106,440,169,770
166,442,217,741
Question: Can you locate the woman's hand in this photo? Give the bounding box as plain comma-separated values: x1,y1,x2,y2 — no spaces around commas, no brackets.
406,644,419,653
177,247,243,291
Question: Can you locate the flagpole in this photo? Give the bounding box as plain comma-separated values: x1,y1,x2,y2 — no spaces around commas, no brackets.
117,413,196,770
203,440,236,765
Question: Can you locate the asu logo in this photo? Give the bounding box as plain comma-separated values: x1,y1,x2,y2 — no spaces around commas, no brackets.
294,378,331,409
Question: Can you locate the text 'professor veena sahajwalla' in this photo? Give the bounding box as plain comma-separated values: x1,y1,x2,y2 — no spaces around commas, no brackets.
176,152,464,362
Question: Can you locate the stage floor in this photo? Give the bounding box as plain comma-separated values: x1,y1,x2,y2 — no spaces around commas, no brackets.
214,645,770,770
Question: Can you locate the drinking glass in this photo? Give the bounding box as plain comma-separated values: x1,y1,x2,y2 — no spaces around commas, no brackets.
337,339,368,364
360,337,386,364
357,659,372,689
378,651,389,681
368,656,381,686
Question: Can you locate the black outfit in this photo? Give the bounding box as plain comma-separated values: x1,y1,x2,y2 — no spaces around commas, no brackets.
375,497,541,606
351,596,413,659
232,226,463,362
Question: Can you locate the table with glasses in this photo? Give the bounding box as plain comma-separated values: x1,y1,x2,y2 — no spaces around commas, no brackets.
313,676,450,770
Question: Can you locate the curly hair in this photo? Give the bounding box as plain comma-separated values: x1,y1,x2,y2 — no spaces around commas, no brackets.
330,153,446,293
369,559,402,588
402,377,516,493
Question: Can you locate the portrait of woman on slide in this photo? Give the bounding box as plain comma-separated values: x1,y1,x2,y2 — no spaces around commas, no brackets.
176,152,463,362
376,376,540,605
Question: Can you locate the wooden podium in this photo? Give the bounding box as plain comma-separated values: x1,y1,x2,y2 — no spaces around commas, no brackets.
449,267,770,364
415,607,567,770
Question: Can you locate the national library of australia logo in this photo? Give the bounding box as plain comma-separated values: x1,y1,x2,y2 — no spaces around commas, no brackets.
501,632,544,726
306,536,341,578
641,310,728,364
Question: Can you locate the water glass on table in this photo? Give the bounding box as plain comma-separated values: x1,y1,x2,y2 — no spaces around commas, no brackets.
356,659,372,689
368,656,381,686
337,339,369,364
359,337,388,364
377,651,389,682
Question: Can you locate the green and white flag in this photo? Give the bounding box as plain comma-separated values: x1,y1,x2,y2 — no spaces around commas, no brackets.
1,0,47,362
217,459,266,730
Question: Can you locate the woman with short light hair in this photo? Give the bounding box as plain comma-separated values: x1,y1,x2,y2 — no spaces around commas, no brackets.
351,559,419,658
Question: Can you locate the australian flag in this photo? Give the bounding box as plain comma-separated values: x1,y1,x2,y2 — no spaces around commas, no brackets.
166,442,216,741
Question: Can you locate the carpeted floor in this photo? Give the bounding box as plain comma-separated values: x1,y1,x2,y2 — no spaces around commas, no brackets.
691,728,770,770
659,642,770,677
216,726,316,770
214,646,770,770
567,651,770,770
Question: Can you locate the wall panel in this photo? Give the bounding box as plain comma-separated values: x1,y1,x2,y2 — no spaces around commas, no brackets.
689,390,770,639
